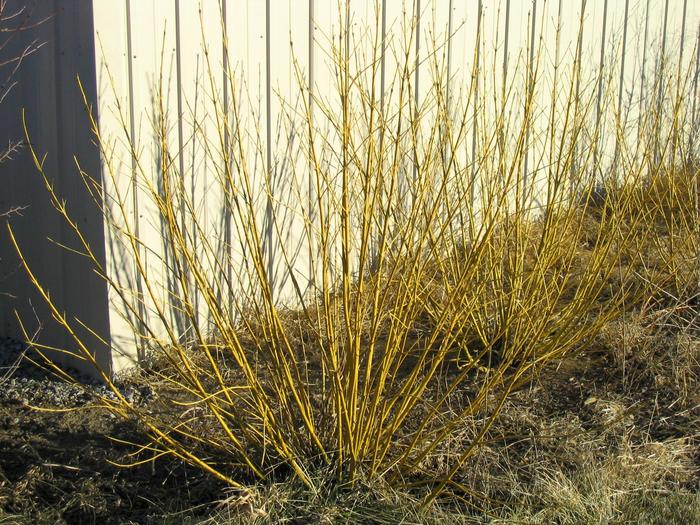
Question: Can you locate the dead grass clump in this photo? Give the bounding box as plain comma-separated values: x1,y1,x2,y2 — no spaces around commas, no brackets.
597,302,700,405
516,436,699,525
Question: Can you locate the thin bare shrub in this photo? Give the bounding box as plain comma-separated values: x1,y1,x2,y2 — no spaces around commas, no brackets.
9,4,697,505
0,0,46,178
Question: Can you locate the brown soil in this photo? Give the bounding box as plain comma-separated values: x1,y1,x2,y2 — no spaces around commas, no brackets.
0,399,226,524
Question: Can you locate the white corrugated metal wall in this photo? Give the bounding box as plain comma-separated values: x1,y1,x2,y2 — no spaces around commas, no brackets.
91,1,700,369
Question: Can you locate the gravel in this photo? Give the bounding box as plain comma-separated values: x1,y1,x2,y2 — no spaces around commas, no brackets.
0,335,152,408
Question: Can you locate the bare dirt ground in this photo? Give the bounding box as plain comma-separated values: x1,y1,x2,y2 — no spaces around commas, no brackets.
0,396,226,524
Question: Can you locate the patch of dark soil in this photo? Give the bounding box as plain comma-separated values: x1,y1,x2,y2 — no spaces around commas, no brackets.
0,399,226,524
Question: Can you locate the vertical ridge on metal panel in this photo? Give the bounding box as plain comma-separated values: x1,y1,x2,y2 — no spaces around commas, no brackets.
680,0,689,67
125,0,145,363
221,0,233,313
174,0,188,336
522,0,537,206
413,0,421,194
571,0,585,183
308,0,315,292
655,0,670,164
443,0,453,185
638,0,650,144
617,0,629,118
611,0,629,177
470,0,482,209
593,0,608,179
265,0,273,292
